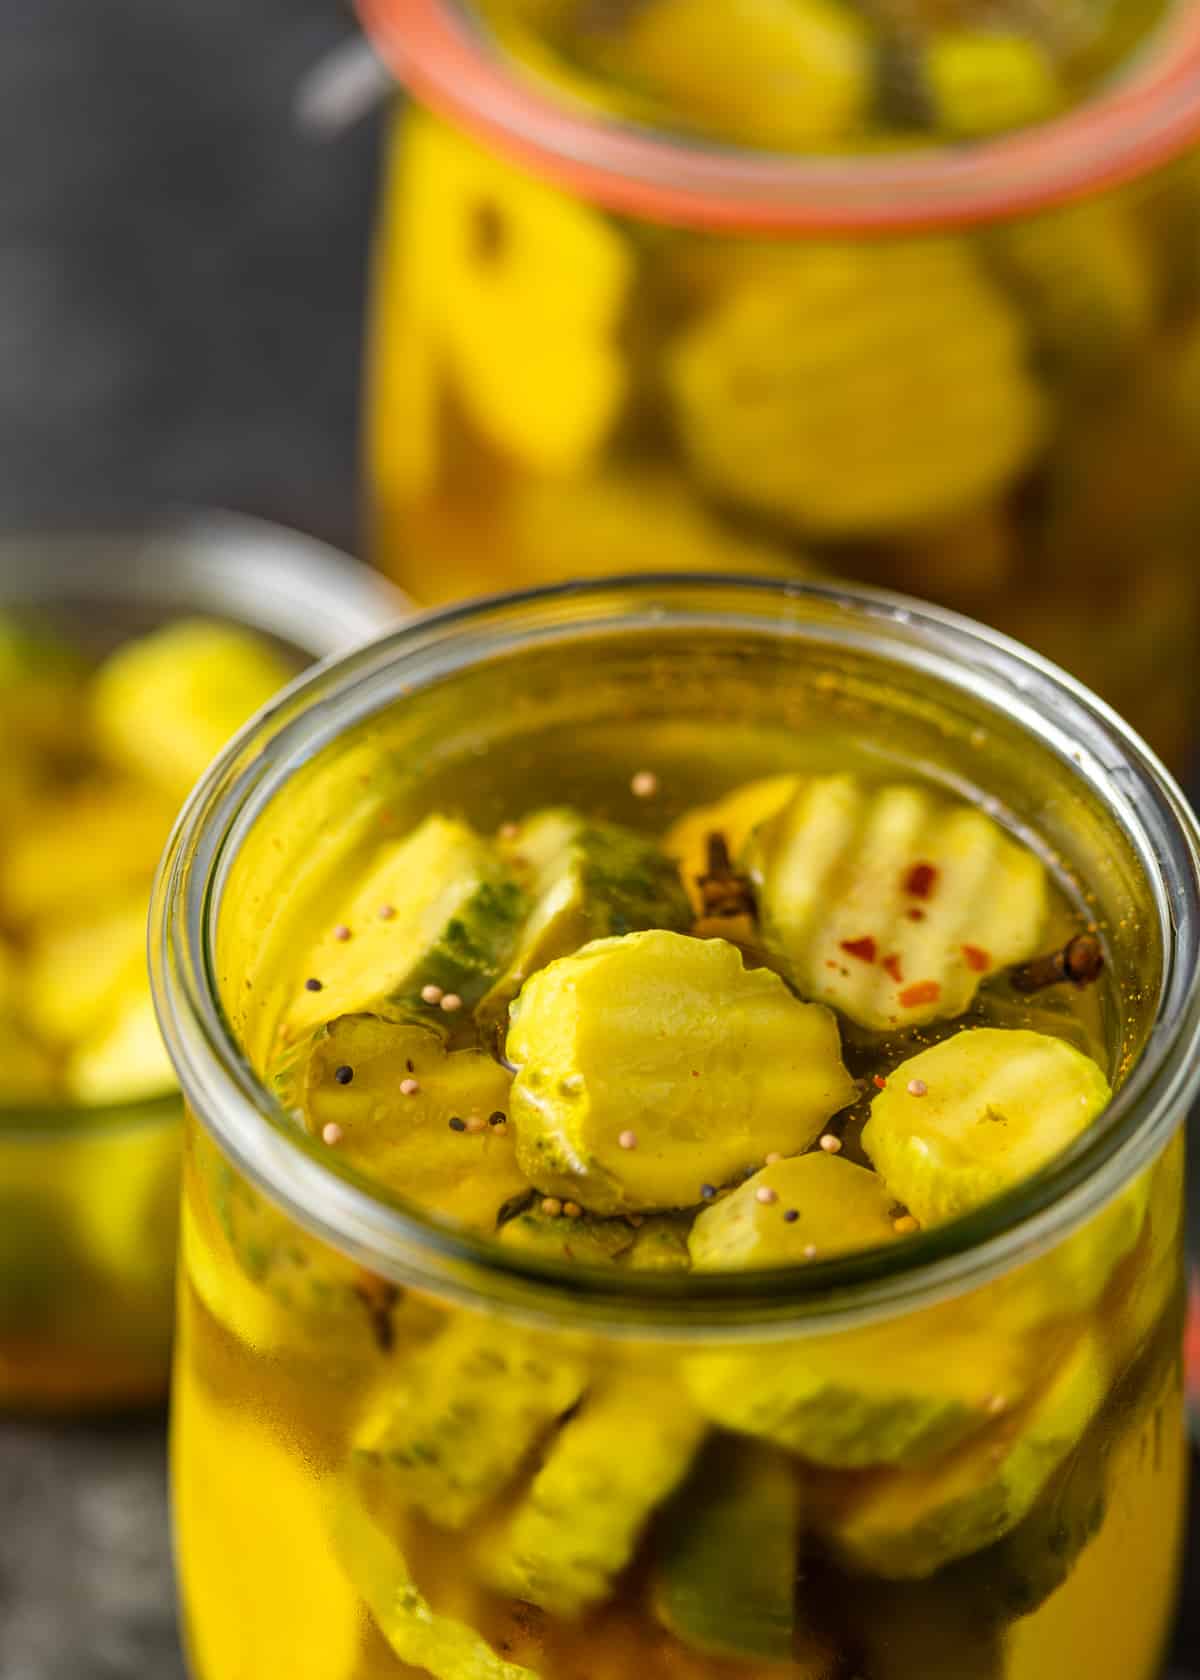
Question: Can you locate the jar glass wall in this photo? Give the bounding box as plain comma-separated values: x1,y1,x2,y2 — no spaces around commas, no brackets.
154,577,1200,1679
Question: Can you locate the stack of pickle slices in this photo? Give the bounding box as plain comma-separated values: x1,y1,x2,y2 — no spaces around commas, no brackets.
193,763,1181,1679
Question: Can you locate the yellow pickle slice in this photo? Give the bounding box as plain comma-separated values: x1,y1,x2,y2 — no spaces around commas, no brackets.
747,775,1048,1030
506,929,856,1214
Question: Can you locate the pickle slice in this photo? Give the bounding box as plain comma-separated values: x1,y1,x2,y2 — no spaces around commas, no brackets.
667,238,1043,539
748,775,1048,1030
283,816,524,1037
926,31,1059,137
479,807,691,1025
689,1154,902,1271
0,779,174,925
664,774,801,917
326,1488,539,1680
91,618,293,798
402,110,633,476
480,1373,706,1615
685,1299,1033,1471
820,1330,1110,1577
861,1028,1111,1223
299,1015,528,1231
352,1317,588,1530
601,0,871,149
653,1438,801,1664
498,1208,691,1271
26,893,149,1047
507,930,856,1215
66,981,177,1104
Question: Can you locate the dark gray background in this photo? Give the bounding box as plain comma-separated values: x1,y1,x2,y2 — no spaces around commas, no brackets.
0,2,1196,1677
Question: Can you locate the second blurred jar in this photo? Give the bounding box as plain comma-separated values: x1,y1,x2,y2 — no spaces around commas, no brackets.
361,0,1200,763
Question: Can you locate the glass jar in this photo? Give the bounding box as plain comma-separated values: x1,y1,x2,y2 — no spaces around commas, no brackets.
359,0,1200,766
0,515,402,1412
154,576,1200,1680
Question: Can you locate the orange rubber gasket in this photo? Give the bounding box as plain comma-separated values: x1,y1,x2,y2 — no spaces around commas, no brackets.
358,0,1200,232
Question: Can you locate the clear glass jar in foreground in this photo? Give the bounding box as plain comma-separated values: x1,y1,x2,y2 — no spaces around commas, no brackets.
154,576,1200,1679
0,516,402,1413
360,0,1200,767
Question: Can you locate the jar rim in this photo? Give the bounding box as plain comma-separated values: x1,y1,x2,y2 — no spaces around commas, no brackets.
358,0,1200,232
152,575,1200,1339
0,512,405,1142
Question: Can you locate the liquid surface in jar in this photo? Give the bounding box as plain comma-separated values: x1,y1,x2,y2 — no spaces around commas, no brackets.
268,726,1119,1260
470,0,1172,150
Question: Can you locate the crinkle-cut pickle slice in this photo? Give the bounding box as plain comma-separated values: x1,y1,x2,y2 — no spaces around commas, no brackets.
479,1374,706,1616
747,773,1048,1031
664,774,800,917
596,0,871,150
299,1016,527,1231
479,807,691,1026
689,1153,902,1271
282,815,524,1039
820,1329,1110,1578
653,1438,805,1664
685,1296,1039,1471
352,1317,588,1530
926,30,1060,137
327,1488,539,1680
91,618,293,799
862,1027,1111,1224
400,109,633,476
507,930,856,1215
667,236,1044,537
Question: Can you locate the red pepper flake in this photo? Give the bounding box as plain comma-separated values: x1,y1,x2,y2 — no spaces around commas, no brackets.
906,907,926,922
872,1074,888,1090
899,980,941,1008
903,862,938,900
962,944,991,973
882,954,904,983
840,936,877,963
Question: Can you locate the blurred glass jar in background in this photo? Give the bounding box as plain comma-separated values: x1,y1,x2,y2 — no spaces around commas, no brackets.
361,0,1200,763
0,517,399,1412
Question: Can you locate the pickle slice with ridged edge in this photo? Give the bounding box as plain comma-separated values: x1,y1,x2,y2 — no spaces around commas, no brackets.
479,806,691,1026
298,1015,527,1231
747,775,1048,1031
91,618,294,799
684,1296,1036,1470
689,1153,902,1271
282,815,525,1039
667,238,1043,539
352,1317,588,1530
498,1207,691,1271
507,930,856,1215
653,1437,802,1664
326,1487,540,1680
818,1329,1110,1578
479,1372,706,1615
862,1027,1111,1224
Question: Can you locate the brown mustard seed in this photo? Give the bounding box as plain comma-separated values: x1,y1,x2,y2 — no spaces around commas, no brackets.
631,770,658,798
440,993,463,1013
421,984,444,1005
541,1197,564,1217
